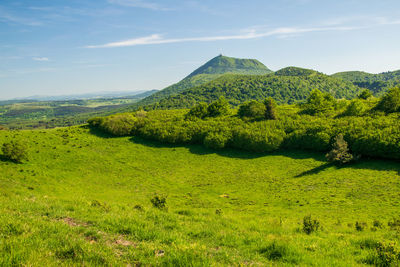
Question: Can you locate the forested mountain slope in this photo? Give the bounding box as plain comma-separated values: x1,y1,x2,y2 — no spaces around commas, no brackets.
148,70,361,109
332,70,400,95
137,55,272,106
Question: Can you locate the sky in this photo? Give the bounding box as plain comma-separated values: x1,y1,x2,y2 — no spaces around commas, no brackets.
1,0,400,99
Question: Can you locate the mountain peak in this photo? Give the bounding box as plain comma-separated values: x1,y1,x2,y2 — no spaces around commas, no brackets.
187,55,272,77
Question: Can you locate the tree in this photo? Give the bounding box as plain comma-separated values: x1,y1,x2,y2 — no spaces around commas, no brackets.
358,89,372,100
302,89,336,115
264,97,278,120
325,134,354,164
207,97,229,117
2,140,28,163
185,102,209,119
375,87,400,113
238,100,265,119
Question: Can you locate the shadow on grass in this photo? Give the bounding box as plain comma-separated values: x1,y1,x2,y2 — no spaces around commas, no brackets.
295,162,335,177
87,126,118,139
129,136,328,160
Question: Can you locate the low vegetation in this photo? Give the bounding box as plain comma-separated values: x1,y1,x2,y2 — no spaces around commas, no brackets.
1,126,400,265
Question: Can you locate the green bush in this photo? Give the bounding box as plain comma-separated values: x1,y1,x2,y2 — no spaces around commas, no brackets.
185,102,209,119
259,241,300,264
375,87,400,113
150,195,167,209
303,215,320,234
342,99,367,116
89,113,137,136
2,140,28,163
365,242,400,266
301,89,336,115
238,100,266,119
207,97,229,117
203,132,230,149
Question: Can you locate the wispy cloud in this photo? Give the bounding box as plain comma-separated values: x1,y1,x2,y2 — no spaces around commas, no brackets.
107,0,171,11
0,8,42,26
32,57,49,61
85,26,356,48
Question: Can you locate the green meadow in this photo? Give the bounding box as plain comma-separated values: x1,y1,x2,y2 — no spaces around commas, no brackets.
1,126,399,266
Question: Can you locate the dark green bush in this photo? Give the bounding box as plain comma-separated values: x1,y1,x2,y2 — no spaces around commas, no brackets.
185,102,209,119
238,100,266,119
375,87,400,113
203,132,230,149
2,140,28,163
303,215,320,234
151,195,166,209
207,97,229,117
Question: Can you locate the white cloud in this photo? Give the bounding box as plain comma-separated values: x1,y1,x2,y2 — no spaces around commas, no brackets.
32,57,49,61
85,26,356,48
107,0,171,11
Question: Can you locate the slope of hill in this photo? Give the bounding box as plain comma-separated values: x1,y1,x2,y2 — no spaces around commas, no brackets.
137,55,272,106
149,70,361,109
1,125,399,266
332,70,400,95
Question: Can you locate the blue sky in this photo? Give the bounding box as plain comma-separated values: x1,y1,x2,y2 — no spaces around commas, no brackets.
1,0,400,99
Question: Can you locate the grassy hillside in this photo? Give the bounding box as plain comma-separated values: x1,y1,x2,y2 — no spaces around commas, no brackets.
332,70,400,95
1,126,400,266
148,71,361,109
137,55,272,106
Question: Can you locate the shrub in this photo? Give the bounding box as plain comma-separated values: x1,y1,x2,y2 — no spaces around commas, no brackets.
326,134,354,165
203,132,230,149
2,140,28,163
375,86,400,113
207,97,229,117
150,195,166,209
367,242,400,266
264,97,278,120
259,241,300,264
238,100,266,119
301,89,336,115
358,89,372,100
342,100,366,116
303,215,320,234
185,102,209,119
355,221,367,231
89,113,137,136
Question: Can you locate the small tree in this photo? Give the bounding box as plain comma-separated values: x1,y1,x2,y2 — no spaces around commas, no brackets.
375,87,400,113
325,134,354,164
264,97,278,120
2,140,28,163
207,97,229,117
358,89,372,100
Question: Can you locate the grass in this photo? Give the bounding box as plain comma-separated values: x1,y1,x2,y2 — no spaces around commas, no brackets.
0,126,400,266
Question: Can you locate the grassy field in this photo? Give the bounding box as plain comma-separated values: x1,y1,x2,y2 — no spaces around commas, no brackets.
1,126,400,266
